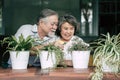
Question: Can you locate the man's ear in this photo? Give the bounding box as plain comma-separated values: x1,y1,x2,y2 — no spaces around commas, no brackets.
38,20,44,26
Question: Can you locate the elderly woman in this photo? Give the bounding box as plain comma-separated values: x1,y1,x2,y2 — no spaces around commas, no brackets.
55,14,89,66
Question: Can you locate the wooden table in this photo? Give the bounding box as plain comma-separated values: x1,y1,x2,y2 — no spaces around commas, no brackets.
0,67,119,80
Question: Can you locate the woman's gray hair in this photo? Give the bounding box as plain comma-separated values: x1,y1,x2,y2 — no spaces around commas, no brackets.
56,14,79,37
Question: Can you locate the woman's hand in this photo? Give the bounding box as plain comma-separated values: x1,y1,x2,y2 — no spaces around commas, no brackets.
54,40,65,50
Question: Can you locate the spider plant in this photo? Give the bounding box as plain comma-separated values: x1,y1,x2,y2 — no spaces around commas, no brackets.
91,32,120,80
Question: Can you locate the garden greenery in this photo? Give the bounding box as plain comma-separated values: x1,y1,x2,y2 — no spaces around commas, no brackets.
91,33,120,80
34,43,65,68
68,37,91,51
0,34,34,51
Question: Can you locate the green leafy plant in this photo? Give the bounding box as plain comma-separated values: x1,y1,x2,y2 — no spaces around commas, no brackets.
90,33,120,80
68,37,91,51
0,34,34,51
34,43,65,67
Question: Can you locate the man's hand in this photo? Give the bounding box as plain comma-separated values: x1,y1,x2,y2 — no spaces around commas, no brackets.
30,45,44,55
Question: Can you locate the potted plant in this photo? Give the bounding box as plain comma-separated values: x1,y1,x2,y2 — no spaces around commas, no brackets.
68,37,91,69
33,43,65,69
91,33,120,80
0,34,34,69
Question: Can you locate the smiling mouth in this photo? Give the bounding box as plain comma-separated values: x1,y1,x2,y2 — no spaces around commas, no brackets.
51,30,56,33
51,29,56,32
65,34,72,37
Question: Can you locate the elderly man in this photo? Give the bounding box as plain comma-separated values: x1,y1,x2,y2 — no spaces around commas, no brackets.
8,9,59,67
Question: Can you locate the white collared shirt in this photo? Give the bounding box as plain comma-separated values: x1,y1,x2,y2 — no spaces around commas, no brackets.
15,24,57,45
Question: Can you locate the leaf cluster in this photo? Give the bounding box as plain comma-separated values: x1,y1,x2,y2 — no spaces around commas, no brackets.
92,33,120,69
35,43,65,67
0,34,34,51
91,32,120,80
68,37,91,51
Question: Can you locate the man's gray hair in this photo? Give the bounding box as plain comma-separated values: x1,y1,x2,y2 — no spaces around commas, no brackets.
37,9,58,23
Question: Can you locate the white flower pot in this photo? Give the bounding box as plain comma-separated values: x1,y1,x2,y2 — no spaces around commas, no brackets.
102,58,115,72
39,51,56,69
102,62,113,72
10,51,29,69
72,51,90,69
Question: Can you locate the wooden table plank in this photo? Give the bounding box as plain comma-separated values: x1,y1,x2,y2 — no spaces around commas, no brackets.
0,67,119,80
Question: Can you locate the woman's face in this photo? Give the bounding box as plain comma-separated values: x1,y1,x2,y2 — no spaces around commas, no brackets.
60,22,75,41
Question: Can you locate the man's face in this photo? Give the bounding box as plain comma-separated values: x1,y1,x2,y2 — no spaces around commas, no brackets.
41,15,58,37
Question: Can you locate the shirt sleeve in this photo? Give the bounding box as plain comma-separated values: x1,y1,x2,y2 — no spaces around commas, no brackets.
15,25,33,39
